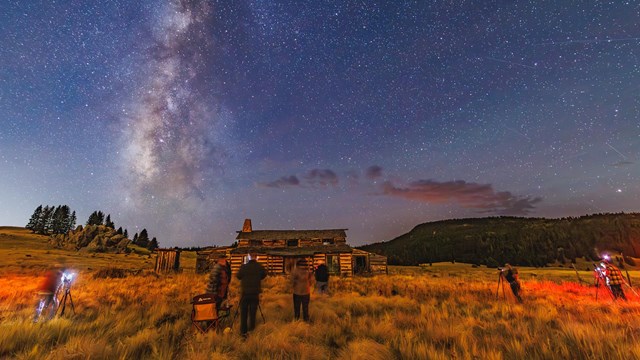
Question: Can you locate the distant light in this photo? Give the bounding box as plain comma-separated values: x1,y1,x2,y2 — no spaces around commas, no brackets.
617,189,622,193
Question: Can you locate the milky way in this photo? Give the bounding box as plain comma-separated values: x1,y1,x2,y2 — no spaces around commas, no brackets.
118,0,231,240
2,1,639,246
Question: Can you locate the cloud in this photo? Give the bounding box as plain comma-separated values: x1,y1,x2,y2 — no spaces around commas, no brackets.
381,179,542,215
304,169,339,187
365,165,383,179
611,160,634,167
258,175,300,188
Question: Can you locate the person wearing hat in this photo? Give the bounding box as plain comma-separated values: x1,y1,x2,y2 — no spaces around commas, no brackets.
600,257,627,300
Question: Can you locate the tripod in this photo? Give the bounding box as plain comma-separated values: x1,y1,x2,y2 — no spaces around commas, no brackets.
594,272,615,301
231,297,265,328
57,283,75,316
496,271,507,300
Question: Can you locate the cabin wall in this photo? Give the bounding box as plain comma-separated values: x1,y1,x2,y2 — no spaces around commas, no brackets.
155,251,181,273
339,253,353,277
369,254,388,274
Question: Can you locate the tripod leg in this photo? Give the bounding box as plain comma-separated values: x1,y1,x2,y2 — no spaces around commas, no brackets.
68,291,75,314
258,303,266,323
59,292,68,316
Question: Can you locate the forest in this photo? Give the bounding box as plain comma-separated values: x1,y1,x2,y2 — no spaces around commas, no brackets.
359,213,640,267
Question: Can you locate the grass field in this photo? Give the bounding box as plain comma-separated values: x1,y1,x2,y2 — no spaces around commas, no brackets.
1,227,640,359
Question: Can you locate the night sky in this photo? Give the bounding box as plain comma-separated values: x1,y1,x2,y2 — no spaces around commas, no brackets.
2,1,639,247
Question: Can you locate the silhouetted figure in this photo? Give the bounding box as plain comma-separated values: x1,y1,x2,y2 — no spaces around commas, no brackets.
314,261,330,295
236,253,266,337
502,264,523,303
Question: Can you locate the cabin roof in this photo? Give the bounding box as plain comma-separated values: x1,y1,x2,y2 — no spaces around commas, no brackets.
235,229,347,240
230,244,353,256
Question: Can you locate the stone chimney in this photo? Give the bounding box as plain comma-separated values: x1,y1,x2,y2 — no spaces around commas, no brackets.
242,219,252,233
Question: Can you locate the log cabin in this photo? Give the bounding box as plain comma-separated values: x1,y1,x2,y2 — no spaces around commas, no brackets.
196,219,387,276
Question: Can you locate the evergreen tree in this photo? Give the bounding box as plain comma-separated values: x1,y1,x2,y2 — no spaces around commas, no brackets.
86,211,98,226
105,214,115,229
39,206,54,234
124,229,129,239
132,233,138,245
116,227,123,235
26,205,43,231
137,229,150,248
96,211,105,225
67,211,77,232
51,205,70,234
86,210,105,226
147,237,159,251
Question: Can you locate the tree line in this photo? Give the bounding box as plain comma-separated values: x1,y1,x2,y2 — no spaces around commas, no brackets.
359,213,640,267
26,206,159,250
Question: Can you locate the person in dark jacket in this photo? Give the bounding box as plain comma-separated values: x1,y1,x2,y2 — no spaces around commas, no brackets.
236,253,267,336
314,260,330,295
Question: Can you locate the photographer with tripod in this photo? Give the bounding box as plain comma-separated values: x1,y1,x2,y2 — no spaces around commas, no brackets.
33,266,64,322
499,264,523,303
598,257,627,301
236,252,266,338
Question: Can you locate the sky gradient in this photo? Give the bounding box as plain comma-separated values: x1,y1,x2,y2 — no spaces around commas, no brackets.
1,1,639,247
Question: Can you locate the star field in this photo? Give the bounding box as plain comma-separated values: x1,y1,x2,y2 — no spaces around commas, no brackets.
1,1,639,246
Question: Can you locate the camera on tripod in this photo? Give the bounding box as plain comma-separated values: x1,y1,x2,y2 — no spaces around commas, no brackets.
61,272,75,288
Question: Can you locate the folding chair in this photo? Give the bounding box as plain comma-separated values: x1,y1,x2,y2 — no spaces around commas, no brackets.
190,293,232,334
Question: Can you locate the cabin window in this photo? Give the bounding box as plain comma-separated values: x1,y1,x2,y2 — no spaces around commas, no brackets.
322,239,335,245
287,239,299,247
326,255,340,274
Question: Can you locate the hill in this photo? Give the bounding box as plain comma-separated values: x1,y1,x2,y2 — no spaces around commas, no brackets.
359,213,640,266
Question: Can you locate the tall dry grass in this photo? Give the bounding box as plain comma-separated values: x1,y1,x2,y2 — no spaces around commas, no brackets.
2,267,640,359
2,228,640,359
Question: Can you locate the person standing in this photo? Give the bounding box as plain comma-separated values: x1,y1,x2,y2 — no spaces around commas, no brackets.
33,267,63,322
502,264,523,303
601,258,627,300
236,253,266,337
314,260,330,295
206,255,231,312
291,259,313,322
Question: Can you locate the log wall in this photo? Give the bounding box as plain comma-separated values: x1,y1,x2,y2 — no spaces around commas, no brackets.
155,250,181,273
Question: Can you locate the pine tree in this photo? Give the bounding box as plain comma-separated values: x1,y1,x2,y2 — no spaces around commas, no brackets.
124,229,129,239
67,211,76,232
132,233,138,245
40,206,55,234
137,229,150,248
96,211,105,225
147,237,159,251
86,211,98,226
116,227,123,235
105,214,115,229
26,205,43,231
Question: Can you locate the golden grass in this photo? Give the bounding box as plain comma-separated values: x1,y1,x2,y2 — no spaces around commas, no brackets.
2,227,640,359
